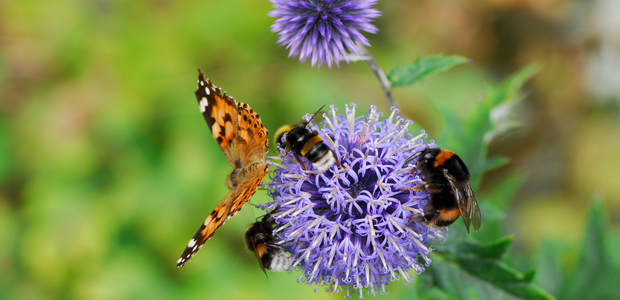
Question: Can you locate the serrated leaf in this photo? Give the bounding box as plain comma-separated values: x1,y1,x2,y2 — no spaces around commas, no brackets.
436,236,513,261
428,237,556,300
387,55,470,88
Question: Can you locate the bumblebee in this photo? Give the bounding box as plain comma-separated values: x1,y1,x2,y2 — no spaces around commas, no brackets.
245,212,292,275
406,148,482,233
274,106,341,172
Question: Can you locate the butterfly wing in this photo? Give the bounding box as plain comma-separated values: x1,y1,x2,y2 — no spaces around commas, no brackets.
177,71,270,267
176,162,269,267
195,70,239,166
234,101,269,165
195,70,269,168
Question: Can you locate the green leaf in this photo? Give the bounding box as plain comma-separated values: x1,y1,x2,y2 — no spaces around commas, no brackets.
426,236,556,300
387,55,470,88
436,63,540,188
523,269,537,283
558,192,620,300
420,287,460,300
533,241,565,297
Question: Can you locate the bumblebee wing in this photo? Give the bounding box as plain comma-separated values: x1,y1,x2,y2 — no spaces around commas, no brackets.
443,169,482,233
459,182,482,232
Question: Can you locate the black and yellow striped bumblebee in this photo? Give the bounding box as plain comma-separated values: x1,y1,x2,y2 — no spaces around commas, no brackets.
274,106,342,172
245,212,292,275
406,147,482,233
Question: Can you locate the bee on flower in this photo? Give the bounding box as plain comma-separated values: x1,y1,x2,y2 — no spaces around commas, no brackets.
262,104,446,298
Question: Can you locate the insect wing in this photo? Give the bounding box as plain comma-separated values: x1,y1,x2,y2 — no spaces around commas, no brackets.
462,182,482,231
443,169,482,232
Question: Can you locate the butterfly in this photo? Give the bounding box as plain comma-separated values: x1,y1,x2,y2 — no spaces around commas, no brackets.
176,70,270,268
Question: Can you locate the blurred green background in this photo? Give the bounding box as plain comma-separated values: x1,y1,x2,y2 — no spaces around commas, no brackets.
1,0,619,299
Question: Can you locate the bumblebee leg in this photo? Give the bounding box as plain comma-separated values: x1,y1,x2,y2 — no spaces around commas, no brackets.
403,184,425,191
404,182,446,193
292,152,308,171
280,146,291,159
407,166,417,175
424,182,447,193
406,214,427,226
333,151,348,172
402,181,428,191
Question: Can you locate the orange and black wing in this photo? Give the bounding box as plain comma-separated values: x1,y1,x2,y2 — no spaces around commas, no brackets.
176,71,270,267
195,69,239,166
176,163,269,267
234,101,269,166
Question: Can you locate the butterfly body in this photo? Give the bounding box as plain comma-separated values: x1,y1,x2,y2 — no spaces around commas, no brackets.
177,70,269,268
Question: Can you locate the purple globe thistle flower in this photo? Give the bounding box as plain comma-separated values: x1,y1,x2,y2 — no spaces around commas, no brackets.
263,104,446,298
268,0,381,68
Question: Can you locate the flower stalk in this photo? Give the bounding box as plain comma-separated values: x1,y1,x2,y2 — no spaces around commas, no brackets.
354,43,399,114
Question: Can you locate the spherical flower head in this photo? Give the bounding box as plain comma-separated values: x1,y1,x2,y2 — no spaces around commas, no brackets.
263,104,446,298
268,0,381,68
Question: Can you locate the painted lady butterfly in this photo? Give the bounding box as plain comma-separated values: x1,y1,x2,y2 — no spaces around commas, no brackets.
176,70,270,268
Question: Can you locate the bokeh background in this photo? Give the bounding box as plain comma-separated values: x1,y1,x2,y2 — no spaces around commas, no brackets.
1,0,619,299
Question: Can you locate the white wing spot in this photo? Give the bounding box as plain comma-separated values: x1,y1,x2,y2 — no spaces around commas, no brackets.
204,87,210,95
200,80,204,86
188,239,197,248
199,98,208,113
177,257,183,264
186,254,191,259
192,245,198,251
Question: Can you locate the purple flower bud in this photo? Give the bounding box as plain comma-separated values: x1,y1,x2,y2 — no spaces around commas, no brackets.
269,0,381,68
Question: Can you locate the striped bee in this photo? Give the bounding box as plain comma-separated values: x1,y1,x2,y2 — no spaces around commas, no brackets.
245,212,292,275
274,106,341,172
